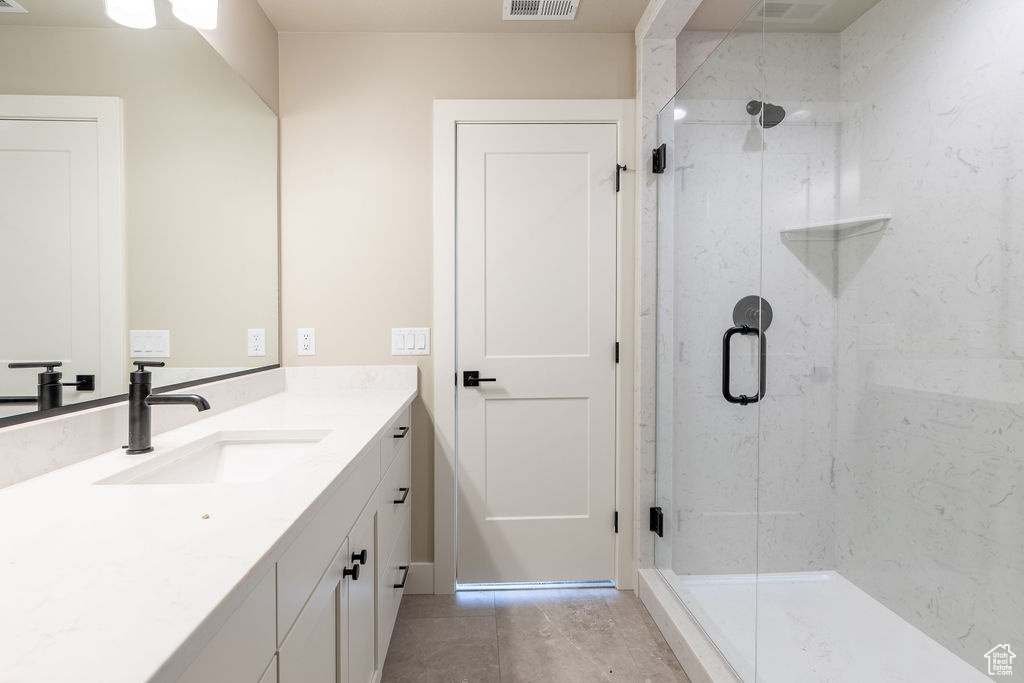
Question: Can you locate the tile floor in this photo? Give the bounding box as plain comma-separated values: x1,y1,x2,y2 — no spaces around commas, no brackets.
380,588,691,683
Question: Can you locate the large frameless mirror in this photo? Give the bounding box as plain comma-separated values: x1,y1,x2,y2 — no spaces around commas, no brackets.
0,0,279,427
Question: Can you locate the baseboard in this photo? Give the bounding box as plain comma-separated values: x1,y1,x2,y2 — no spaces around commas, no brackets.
637,568,741,683
404,562,435,595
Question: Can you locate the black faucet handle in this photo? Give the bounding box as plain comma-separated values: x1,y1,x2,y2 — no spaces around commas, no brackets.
9,361,62,372
133,361,166,372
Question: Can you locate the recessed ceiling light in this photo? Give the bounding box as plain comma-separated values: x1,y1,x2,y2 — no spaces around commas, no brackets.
104,0,156,29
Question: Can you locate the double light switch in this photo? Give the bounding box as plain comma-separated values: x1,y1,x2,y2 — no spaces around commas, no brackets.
392,328,429,356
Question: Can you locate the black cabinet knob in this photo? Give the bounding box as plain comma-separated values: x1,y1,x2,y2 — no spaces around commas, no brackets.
343,563,360,581
352,549,368,565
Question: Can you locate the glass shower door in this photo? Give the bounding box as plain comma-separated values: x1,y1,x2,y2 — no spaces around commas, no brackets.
653,10,767,680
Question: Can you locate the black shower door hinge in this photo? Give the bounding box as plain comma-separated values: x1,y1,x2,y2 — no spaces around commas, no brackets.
615,342,620,364
652,144,667,174
649,507,664,537
615,164,627,192
614,510,619,533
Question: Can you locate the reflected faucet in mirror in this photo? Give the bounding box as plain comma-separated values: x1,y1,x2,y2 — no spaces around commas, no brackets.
0,362,95,412
127,361,210,454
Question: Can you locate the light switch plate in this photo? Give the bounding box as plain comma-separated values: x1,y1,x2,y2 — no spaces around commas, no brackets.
129,330,170,358
297,328,316,356
392,328,430,356
248,329,266,357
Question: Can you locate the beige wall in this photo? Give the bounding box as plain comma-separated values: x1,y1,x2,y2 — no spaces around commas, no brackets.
199,0,280,113
1,25,280,374
279,31,636,563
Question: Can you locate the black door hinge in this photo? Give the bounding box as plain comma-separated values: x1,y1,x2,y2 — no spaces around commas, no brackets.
615,163,627,192
615,342,620,364
614,510,619,533
455,372,458,386
649,507,664,537
652,144,667,174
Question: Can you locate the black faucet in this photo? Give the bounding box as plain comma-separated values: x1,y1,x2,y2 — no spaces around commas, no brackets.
127,361,210,454
0,362,95,412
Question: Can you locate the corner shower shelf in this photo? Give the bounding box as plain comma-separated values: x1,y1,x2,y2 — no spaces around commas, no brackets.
781,214,891,242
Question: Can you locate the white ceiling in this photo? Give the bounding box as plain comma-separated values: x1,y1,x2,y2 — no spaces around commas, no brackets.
684,0,883,33
0,0,184,29
256,0,649,33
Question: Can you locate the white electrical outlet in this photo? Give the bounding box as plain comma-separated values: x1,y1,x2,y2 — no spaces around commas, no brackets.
297,328,316,356
129,330,170,358
392,328,430,356
248,329,266,357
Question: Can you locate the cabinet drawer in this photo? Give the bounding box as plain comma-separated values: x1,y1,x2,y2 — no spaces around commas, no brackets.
377,511,411,666
376,437,411,566
277,443,379,644
380,406,411,475
176,569,276,683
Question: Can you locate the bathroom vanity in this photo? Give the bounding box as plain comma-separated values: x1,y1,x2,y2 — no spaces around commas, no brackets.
0,366,415,683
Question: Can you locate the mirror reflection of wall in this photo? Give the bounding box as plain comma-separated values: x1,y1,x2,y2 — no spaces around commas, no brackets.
0,1,279,422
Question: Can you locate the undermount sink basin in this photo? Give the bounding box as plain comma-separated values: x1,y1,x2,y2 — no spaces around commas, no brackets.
98,430,332,485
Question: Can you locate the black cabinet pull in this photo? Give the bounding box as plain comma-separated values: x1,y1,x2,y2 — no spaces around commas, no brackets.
352,549,368,565
722,325,767,406
393,565,410,589
343,564,360,581
393,426,410,439
393,487,410,505
463,371,497,387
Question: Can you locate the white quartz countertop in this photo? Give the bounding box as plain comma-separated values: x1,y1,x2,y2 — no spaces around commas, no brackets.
0,366,417,683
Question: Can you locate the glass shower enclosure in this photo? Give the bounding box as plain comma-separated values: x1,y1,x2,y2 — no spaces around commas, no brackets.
653,1,1023,681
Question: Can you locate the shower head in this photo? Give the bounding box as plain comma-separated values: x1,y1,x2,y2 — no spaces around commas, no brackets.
746,100,786,129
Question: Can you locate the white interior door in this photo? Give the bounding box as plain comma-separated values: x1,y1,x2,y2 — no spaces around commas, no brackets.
0,119,102,415
455,122,618,585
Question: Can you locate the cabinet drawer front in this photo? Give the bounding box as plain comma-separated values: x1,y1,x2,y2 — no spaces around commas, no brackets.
380,406,411,475
376,436,412,567
176,569,276,683
277,444,379,644
378,511,411,666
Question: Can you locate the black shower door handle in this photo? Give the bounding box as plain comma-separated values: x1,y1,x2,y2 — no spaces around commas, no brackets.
722,325,766,406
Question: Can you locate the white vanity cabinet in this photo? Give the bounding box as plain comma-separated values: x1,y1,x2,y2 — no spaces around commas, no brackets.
347,509,377,683
172,402,413,683
278,539,350,683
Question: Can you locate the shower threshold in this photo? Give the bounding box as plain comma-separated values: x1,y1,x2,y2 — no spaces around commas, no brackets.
658,570,990,683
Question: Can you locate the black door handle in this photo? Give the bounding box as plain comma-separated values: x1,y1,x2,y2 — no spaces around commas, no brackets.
463,371,497,387
722,325,766,406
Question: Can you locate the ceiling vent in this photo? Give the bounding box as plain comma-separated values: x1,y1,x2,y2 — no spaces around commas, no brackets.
502,0,580,21
0,0,28,13
754,1,828,23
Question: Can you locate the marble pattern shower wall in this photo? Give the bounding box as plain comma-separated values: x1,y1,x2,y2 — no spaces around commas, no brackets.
834,0,1024,665
658,31,842,575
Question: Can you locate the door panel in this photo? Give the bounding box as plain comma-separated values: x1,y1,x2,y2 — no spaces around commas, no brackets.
348,510,376,683
456,123,617,584
278,539,348,683
0,119,105,416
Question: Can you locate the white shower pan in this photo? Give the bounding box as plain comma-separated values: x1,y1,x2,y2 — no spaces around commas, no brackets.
651,569,991,683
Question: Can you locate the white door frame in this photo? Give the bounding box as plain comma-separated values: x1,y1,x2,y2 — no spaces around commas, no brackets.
433,99,636,594
0,95,126,398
